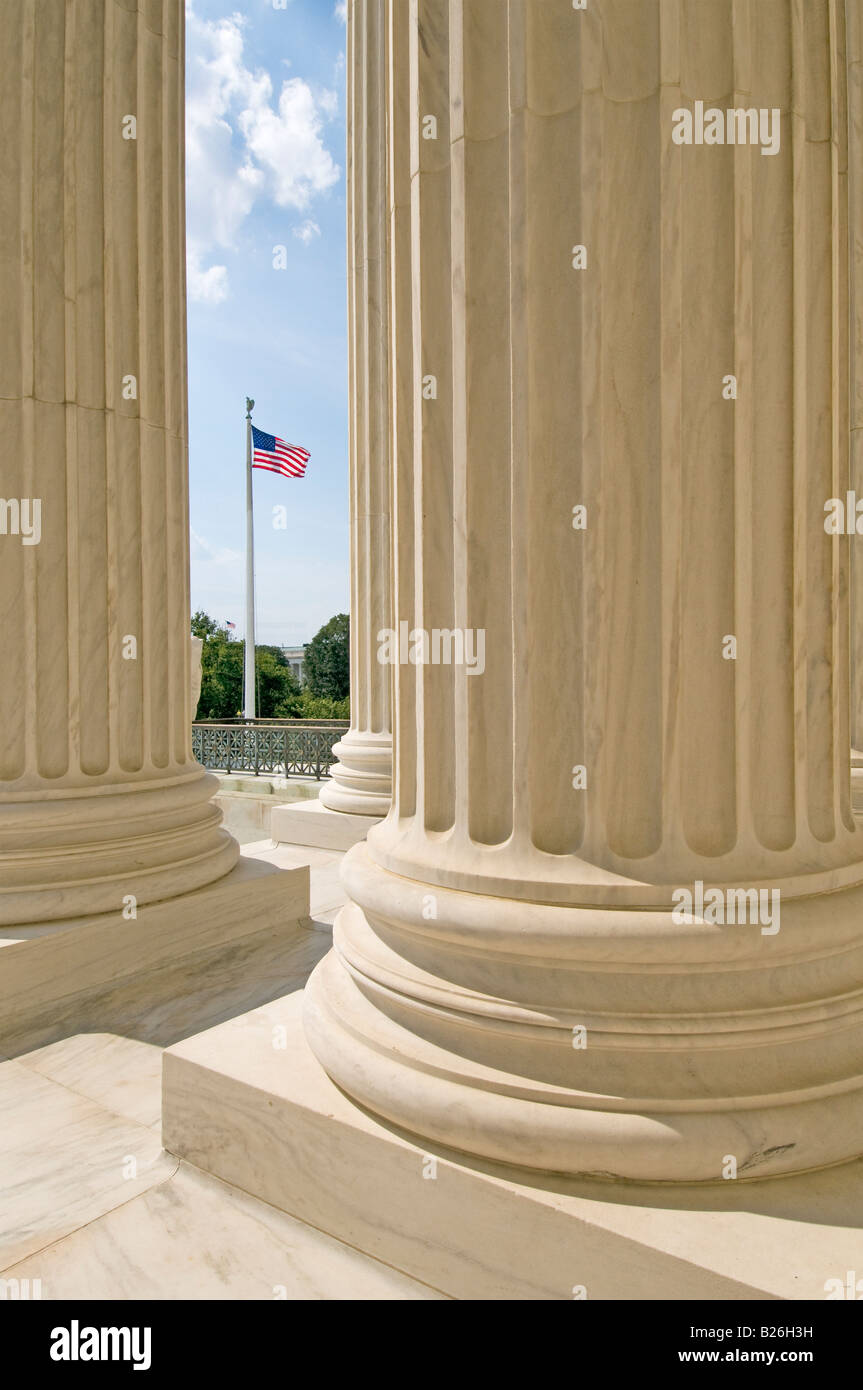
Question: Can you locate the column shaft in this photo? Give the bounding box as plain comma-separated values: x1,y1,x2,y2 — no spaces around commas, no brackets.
0,0,237,927
849,3,863,752
321,0,393,816
306,0,863,1182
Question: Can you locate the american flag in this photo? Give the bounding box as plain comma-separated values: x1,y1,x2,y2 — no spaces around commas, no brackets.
251,426,310,479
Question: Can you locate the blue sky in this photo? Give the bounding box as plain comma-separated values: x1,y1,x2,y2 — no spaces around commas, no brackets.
186,0,349,648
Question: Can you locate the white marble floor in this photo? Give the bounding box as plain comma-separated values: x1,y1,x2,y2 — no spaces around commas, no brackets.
2,1159,444,1300
0,842,445,1301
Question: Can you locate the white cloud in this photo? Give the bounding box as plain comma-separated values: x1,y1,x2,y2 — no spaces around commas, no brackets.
191,529,242,569
335,1,347,23
238,78,339,208
318,86,339,120
186,4,340,297
293,219,321,245
187,247,229,304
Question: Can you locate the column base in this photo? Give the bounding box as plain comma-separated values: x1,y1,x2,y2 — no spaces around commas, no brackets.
301,843,863,1184
163,990,863,1300
271,799,383,851
318,731,392,816
0,771,239,926
0,853,310,1048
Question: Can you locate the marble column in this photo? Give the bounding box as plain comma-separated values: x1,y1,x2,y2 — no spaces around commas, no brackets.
320,0,393,817
306,0,863,1182
0,0,237,929
849,5,863,759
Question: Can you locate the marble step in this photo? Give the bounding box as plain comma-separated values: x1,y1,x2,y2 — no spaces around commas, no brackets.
270,799,381,851
0,855,310,1049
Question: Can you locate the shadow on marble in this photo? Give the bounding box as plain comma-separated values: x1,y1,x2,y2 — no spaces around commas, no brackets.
1,921,332,1060
241,840,348,917
309,906,342,929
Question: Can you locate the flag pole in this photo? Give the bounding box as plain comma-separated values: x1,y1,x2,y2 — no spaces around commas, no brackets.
244,396,256,719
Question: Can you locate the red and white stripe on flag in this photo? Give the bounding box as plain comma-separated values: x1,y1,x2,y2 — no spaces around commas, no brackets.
251,426,310,479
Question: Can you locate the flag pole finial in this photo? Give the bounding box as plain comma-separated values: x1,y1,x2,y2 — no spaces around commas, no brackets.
246,397,254,419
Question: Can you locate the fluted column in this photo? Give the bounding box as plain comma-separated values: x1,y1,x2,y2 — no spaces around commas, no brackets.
0,0,237,928
850,5,863,756
320,0,393,817
306,0,863,1182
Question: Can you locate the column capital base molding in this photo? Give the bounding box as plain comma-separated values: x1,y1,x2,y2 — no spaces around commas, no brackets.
365,822,863,908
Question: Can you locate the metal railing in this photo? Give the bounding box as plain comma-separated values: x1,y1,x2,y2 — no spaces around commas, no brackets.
192,719,348,781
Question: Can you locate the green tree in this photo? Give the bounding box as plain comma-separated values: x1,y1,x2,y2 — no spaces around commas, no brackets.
191,611,220,640
195,618,242,718
293,690,350,720
192,613,302,719
256,646,302,717
304,613,350,700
